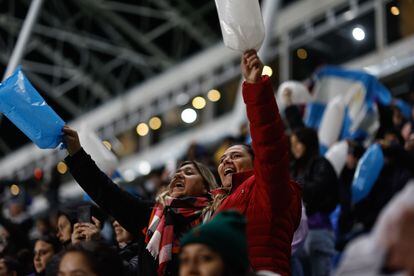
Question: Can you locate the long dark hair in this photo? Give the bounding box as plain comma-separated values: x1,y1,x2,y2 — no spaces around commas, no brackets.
291,127,320,177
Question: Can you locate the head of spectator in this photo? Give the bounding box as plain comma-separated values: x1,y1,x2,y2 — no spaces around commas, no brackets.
34,217,52,237
382,128,404,147
405,133,414,152
112,220,135,248
290,127,319,162
58,241,123,276
346,141,365,169
56,208,77,247
161,160,218,201
33,234,60,274
392,105,406,128
217,144,254,188
185,142,209,163
0,256,22,276
7,201,24,220
180,211,249,276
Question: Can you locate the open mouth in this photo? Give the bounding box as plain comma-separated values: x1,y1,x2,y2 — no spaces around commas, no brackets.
173,181,185,189
224,167,235,176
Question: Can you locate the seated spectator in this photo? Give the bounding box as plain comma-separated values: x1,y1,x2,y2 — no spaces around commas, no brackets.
57,241,123,276
30,217,53,241
32,235,60,276
289,127,339,276
5,198,33,234
353,134,413,233
0,256,23,276
57,204,107,248
113,220,140,275
336,141,365,250
56,208,77,248
0,211,31,257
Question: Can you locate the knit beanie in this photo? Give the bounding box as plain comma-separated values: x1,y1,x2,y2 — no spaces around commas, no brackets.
180,211,249,273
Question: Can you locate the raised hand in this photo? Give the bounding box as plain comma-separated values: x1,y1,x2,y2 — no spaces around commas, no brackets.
71,217,102,245
241,50,264,84
62,126,81,156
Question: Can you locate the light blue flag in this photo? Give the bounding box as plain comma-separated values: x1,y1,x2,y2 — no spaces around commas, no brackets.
0,67,65,149
304,66,391,147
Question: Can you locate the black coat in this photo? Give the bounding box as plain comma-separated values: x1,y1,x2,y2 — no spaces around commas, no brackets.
65,148,169,276
119,240,141,276
353,145,414,231
293,156,339,217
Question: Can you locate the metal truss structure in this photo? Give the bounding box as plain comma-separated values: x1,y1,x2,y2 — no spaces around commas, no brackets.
0,0,220,154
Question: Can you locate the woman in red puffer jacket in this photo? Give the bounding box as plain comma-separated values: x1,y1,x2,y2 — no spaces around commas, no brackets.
210,50,302,276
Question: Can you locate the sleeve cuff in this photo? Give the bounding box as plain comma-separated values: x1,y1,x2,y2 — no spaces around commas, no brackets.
65,147,87,167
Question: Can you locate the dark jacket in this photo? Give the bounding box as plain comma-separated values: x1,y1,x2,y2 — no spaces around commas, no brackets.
0,215,31,257
65,151,159,275
300,156,339,217
353,145,413,232
119,240,141,276
284,105,340,217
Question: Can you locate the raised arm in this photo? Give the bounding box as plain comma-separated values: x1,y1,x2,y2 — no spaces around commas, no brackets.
63,126,153,235
241,51,292,210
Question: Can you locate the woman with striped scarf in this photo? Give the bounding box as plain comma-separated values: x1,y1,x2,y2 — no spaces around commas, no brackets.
62,127,218,276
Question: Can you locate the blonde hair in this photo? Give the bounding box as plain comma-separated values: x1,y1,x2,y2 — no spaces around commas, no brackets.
156,161,218,206
202,186,231,222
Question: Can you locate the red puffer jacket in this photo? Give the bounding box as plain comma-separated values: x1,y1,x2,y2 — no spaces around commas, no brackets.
216,76,302,275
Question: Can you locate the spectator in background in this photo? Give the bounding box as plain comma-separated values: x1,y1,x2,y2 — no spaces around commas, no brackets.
290,127,339,276
335,181,414,276
58,241,123,276
140,167,169,200
391,106,407,132
404,132,414,152
352,131,413,233
401,106,414,142
282,88,305,131
5,198,32,235
32,235,60,276
0,207,31,258
56,208,77,248
30,217,53,241
336,141,365,251
184,142,210,165
0,256,23,276
113,220,140,276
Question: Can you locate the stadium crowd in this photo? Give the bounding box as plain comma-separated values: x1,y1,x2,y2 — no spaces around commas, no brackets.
0,50,413,276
